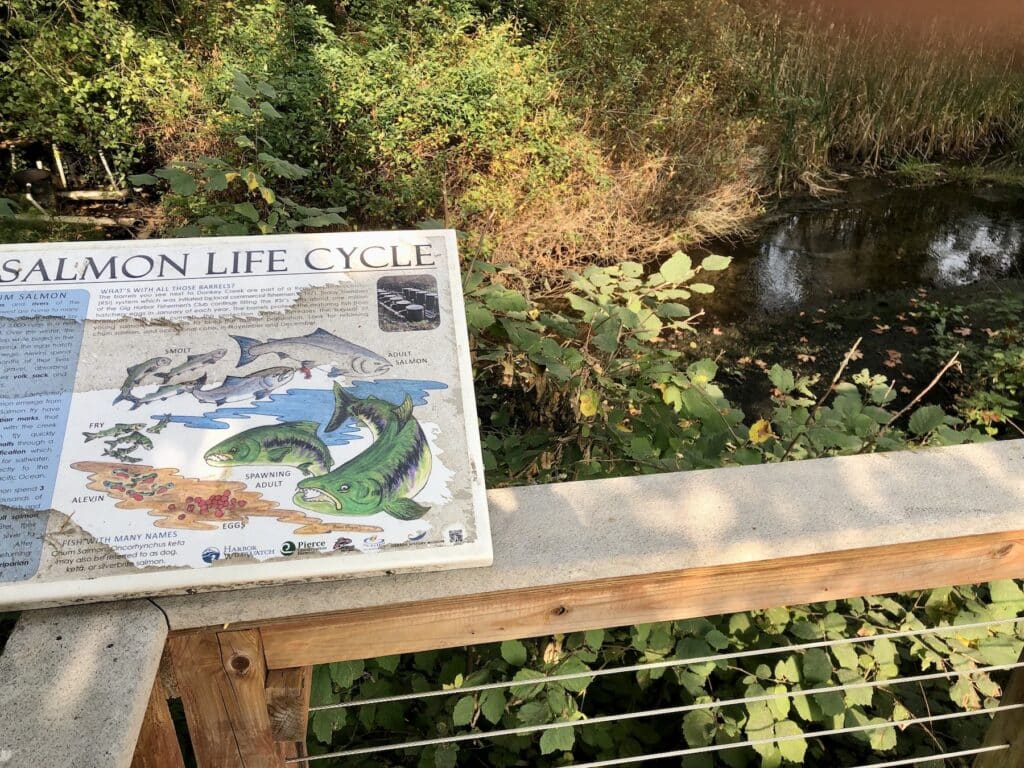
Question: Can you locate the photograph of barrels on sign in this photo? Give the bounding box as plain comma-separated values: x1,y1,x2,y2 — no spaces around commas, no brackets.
376,274,442,332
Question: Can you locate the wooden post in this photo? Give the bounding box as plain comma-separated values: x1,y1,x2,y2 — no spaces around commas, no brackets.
975,652,1024,768
266,667,312,761
131,677,186,768
169,629,283,768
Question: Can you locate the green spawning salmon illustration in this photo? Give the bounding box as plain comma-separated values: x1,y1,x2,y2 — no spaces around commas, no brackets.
294,383,432,520
204,421,333,477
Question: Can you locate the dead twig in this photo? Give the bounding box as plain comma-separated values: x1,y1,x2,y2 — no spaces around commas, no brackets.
779,337,862,461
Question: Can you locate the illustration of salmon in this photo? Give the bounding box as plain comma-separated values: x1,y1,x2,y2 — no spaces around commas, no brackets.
229,328,391,379
294,383,431,520
204,421,333,477
113,356,170,405
154,349,227,383
129,374,207,410
193,366,295,406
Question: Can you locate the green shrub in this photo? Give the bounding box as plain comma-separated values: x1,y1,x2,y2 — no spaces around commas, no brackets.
0,0,193,171
464,250,986,485
307,581,1024,766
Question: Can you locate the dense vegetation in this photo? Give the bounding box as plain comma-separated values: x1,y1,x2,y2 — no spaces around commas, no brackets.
2,1,1023,765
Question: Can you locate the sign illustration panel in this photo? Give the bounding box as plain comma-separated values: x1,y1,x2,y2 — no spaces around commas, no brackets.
0,230,491,608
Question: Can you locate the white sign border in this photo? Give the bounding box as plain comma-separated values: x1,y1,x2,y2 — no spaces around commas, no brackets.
0,229,492,609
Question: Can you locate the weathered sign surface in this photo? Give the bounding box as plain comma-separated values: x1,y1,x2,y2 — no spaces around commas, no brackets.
0,230,490,608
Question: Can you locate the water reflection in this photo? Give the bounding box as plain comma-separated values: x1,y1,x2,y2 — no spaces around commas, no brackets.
707,182,1024,320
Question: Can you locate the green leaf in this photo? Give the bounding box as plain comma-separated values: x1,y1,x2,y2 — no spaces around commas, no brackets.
234,135,255,149
700,254,732,271
683,709,717,747
452,695,475,726
990,580,1024,603
510,669,546,699
128,173,158,186
801,648,833,684
205,172,229,192
659,251,693,283
310,665,334,706
375,655,400,673
768,365,795,393
258,152,309,180
501,639,528,666
554,656,594,692
226,93,253,116
154,168,196,196
310,708,345,744
977,637,1022,666
256,80,278,98
328,660,364,689
774,720,807,762
259,101,283,119
480,689,506,725
434,743,458,768
233,202,260,222
831,643,859,670
485,288,530,312
689,282,715,294
909,405,946,435
517,700,550,725
466,303,495,330
231,71,258,98
539,725,575,754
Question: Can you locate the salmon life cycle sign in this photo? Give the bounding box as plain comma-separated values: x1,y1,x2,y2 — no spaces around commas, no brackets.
0,230,491,608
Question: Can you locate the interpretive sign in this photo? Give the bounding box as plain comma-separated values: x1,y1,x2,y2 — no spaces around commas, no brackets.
0,230,491,608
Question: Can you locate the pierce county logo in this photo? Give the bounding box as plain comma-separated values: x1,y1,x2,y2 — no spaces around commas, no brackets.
201,547,221,563
407,529,428,542
280,541,297,557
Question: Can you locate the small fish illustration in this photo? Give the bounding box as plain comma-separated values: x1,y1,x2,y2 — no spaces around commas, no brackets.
146,415,171,434
154,349,226,383
116,431,154,450
230,328,390,379
84,423,146,442
204,421,333,477
193,366,295,406
294,383,431,520
113,357,171,406
129,374,207,410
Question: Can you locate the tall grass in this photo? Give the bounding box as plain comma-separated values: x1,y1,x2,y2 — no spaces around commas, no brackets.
531,0,1024,205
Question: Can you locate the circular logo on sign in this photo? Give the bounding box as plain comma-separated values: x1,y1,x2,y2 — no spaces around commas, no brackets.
280,541,297,557
201,547,221,563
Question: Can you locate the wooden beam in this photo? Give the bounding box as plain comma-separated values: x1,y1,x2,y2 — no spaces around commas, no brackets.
244,529,1024,669
131,677,185,768
169,630,283,767
975,652,1024,768
266,667,312,762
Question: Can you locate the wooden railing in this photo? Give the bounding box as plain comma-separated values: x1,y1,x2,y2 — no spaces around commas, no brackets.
2,440,1023,767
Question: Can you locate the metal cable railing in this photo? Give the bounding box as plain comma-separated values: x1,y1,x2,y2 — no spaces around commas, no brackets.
291,616,1024,765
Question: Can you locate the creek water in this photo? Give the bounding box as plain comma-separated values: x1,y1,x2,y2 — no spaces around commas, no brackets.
703,179,1024,322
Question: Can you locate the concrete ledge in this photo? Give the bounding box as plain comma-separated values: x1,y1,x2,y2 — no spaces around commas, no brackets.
0,600,167,768
155,439,1024,631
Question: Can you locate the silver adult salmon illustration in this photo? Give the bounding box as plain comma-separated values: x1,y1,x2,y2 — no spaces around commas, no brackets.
129,374,207,410
112,356,170,405
154,349,227,383
204,421,332,477
193,366,295,406
229,328,391,379
294,383,431,520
